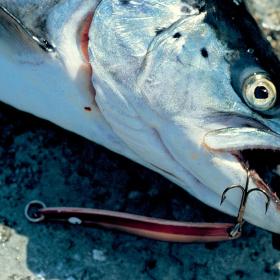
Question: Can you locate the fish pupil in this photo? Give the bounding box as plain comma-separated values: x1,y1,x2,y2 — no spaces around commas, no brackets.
254,86,269,99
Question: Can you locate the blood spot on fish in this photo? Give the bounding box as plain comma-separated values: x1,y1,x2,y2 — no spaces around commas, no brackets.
173,32,182,39
200,48,209,58
84,107,92,112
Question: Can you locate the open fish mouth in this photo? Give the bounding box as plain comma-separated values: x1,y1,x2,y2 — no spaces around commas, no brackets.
204,127,280,205
237,149,280,203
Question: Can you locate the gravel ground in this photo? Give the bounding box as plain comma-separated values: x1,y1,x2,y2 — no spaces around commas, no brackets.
0,102,280,280
245,0,280,60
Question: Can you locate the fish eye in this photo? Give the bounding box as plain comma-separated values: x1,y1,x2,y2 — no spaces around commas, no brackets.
242,73,277,112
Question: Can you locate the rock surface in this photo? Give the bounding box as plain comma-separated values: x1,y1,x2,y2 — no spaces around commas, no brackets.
245,0,280,59
0,102,280,280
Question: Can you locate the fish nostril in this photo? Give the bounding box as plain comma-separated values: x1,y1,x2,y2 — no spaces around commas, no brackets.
80,12,94,63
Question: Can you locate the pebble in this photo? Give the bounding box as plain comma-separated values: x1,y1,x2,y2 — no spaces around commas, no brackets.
0,224,12,244
92,249,106,262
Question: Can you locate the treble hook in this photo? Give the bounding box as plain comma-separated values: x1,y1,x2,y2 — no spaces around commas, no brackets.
220,170,270,238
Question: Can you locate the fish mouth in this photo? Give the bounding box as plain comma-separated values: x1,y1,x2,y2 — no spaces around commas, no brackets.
204,127,280,205
235,149,280,203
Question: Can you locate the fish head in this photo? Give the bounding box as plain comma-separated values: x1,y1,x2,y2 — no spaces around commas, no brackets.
1,0,280,234
88,0,280,233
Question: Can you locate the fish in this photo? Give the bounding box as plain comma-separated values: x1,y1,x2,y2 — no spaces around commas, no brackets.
1,0,280,234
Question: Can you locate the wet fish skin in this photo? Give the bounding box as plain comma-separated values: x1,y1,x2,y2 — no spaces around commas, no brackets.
1,0,280,233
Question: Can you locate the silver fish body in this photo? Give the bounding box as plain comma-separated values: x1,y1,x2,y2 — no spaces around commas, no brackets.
1,0,280,234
